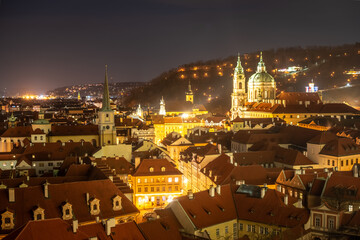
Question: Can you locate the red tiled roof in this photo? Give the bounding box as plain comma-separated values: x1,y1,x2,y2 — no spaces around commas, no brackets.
49,124,99,136
0,179,139,234
307,131,338,144
319,137,360,157
133,159,182,177
175,185,237,229
233,189,309,228
1,126,35,138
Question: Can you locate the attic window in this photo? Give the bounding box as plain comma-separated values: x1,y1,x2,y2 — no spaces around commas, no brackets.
189,211,196,219
203,208,211,215
249,208,255,213
149,167,154,172
62,202,73,220
1,210,14,230
33,207,45,221
161,167,166,172
89,198,100,215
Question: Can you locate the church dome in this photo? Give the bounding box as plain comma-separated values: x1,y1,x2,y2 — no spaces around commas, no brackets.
248,52,275,84
248,71,274,83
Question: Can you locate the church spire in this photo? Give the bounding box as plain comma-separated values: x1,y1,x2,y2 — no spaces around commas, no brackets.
235,53,244,74
188,80,192,93
101,65,111,111
257,52,266,72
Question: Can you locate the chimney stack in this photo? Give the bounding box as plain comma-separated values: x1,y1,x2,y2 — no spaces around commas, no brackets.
188,189,194,200
284,194,288,205
216,185,221,195
230,155,233,164
353,165,359,178
209,185,215,197
261,187,266,198
8,188,15,202
72,219,78,233
217,144,222,154
104,218,116,236
276,185,281,192
44,181,49,198
86,192,90,205
135,157,141,169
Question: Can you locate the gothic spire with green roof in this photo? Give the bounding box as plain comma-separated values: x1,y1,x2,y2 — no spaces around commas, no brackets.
235,53,244,75
101,65,111,111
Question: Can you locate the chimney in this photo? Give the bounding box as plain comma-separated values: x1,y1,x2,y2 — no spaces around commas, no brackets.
353,164,359,178
209,185,215,197
72,219,78,233
188,189,194,200
109,176,113,182
284,194,288,205
95,216,100,223
261,187,266,198
135,157,141,168
217,144,222,154
8,188,15,202
104,218,116,236
86,192,90,205
230,155,233,164
44,181,49,198
26,175,30,181
234,162,238,167
216,185,221,195
276,185,281,192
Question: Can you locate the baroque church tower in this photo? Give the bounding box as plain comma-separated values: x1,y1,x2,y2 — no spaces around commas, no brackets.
159,96,166,115
98,65,116,146
230,54,246,120
185,81,194,103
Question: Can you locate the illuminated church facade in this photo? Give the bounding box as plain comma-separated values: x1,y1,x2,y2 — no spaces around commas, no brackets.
231,52,276,120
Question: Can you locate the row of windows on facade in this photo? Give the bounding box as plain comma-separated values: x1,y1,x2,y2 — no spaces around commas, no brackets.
138,185,179,193
278,185,304,199
33,162,62,167
33,136,44,141
0,197,122,230
137,177,179,183
240,223,281,235
326,158,358,167
314,214,336,229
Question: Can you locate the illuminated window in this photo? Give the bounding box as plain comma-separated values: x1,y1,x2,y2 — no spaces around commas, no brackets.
149,167,154,172
137,179,141,183
151,187,154,192
144,178,148,183
161,167,165,172
168,178,172,183
175,177,179,182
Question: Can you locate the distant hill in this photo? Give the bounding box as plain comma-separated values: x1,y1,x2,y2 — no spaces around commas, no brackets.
48,43,360,114
124,43,360,114
47,82,147,99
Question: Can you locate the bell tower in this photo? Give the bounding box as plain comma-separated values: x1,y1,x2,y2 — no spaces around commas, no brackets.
230,53,246,120
98,65,116,146
185,81,194,104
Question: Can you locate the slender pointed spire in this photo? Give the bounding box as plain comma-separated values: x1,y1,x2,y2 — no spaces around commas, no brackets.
235,53,244,74
188,80,192,93
257,51,266,72
101,65,111,111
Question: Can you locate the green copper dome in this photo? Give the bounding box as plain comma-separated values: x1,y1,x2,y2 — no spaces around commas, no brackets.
248,52,275,84
248,71,275,83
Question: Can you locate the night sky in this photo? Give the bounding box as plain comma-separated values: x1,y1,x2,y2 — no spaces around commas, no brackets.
0,0,359,95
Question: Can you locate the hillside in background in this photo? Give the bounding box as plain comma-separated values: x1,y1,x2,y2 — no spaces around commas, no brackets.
48,43,360,114
124,43,360,113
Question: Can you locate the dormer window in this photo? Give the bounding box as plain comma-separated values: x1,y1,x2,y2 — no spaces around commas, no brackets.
89,198,100,215
1,210,15,230
112,195,122,211
149,167,154,172
161,167,166,172
62,202,73,220
33,206,45,220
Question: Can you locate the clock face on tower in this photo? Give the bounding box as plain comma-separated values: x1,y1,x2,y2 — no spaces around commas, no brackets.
106,125,110,129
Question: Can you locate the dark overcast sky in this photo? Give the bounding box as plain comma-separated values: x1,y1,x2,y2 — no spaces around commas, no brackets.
0,0,359,94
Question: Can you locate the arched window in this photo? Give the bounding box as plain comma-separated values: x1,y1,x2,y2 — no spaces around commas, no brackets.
161,167,166,172
239,82,242,89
